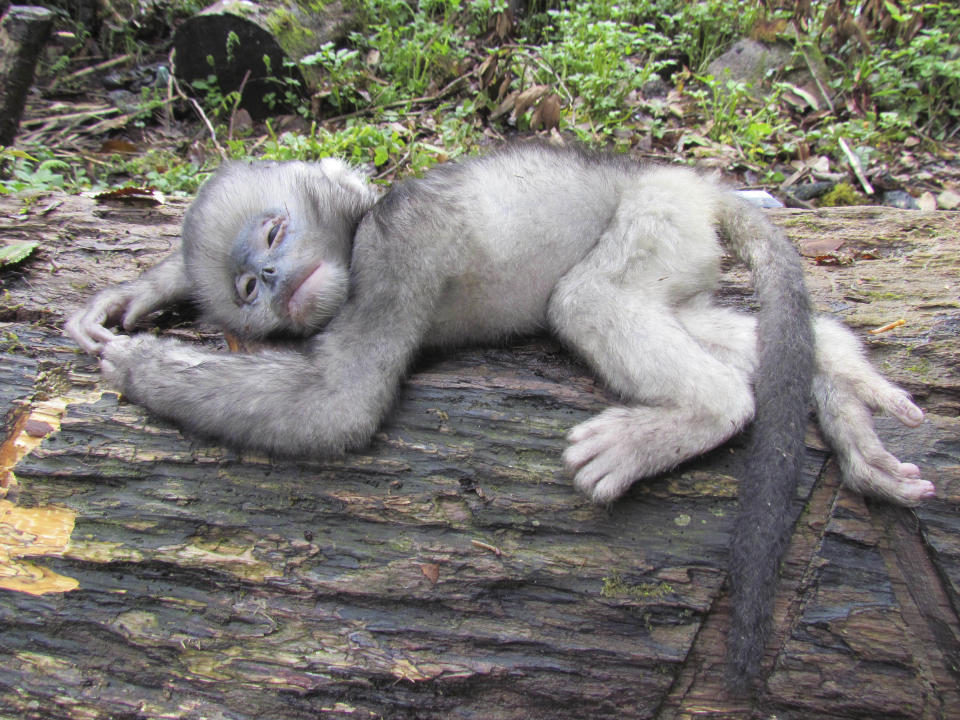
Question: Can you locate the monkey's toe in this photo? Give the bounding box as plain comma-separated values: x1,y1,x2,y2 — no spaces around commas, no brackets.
889,394,924,427
843,451,935,505
565,410,648,503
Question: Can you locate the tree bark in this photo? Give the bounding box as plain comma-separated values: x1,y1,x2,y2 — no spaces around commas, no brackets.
172,0,357,119
0,5,53,146
0,192,958,719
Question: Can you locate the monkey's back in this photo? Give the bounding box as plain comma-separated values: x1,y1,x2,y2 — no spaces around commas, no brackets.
366,144,725,346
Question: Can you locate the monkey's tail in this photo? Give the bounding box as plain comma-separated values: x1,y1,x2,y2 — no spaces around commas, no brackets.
717,194,815,692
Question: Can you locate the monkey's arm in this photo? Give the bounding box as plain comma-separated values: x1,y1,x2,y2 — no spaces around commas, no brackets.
66,252,192,355
98,286,430,456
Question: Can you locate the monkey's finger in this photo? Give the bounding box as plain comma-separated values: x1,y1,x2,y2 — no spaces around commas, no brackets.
64,314,111,355
120,295,159,331
87,323,118,347
845,377,925,428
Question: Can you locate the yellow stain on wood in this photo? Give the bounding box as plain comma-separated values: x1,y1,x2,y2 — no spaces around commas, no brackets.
0,397,85,595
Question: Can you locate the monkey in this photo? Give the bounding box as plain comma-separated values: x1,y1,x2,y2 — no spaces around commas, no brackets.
65,143,931,690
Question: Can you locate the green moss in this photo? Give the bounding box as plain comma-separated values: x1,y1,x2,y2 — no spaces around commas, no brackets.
905,357,931,378
600,572,674,601
33,366,72,399
820,182,867,207
266,8,316,58
862,290,907,301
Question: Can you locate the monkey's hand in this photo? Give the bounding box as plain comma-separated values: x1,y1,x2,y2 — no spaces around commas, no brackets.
65,252,192,356
66,285,158,355
100,335,203,393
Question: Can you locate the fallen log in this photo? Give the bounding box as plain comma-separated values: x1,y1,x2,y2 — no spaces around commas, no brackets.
0,191,958,718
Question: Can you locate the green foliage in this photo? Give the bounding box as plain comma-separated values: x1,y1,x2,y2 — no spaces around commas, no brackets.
0,152,83,194
683,77,797,162
0,242,38,267
352,0,470,99
190,75,244,120
870,3,960,138
103,150,214,195
260,120,451,175
506,0,758,138
16,0,960,195
262,59,310,116
301,43,367,111
530,9,664,135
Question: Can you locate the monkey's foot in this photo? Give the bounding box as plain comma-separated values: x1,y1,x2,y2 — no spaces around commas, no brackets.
828,382,934,504
840,449,935,505
564,406,717,504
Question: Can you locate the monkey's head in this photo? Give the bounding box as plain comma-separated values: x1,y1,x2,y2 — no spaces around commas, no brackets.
181,159,378,340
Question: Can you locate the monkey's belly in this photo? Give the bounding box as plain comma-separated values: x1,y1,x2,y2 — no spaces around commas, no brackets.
426,272,555,346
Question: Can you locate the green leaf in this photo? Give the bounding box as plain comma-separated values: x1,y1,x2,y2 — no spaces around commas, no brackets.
0,242,38,267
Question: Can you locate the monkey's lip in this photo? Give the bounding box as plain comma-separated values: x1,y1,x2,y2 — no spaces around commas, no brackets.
287,263,331,324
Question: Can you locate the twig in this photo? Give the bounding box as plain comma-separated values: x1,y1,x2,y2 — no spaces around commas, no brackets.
323,75,468,124
471,539,503,557
228,69,252,141
868,318,905,335
838,136,874,195
171,75,226,159
21,105,120,127
62,53,133,82
164,49,175,131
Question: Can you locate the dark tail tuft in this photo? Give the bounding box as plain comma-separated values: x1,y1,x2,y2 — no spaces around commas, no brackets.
718,195,815,692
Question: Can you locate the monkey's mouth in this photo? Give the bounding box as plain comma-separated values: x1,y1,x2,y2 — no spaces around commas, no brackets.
287,263,342,329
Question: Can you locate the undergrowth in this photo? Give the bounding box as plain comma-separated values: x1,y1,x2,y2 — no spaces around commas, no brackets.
2,0,957,195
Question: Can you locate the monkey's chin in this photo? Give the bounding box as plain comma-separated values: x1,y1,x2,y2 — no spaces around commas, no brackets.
287,263,348,333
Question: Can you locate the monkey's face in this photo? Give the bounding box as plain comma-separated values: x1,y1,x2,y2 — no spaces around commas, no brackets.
224,207,351,338
180,160,377,341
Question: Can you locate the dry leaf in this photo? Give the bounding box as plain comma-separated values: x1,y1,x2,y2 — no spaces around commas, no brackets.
93,186,165,206
98,139,139,154
513,84,549,118
798,235,845,257
530,93,561,131
419,563,440,584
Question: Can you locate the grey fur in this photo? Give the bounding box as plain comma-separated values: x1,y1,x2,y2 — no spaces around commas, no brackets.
66,143,931,690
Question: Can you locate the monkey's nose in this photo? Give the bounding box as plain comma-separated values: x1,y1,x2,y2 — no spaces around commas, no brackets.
260,266,279,287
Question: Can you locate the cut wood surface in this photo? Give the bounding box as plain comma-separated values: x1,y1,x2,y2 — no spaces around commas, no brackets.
0,190,957,719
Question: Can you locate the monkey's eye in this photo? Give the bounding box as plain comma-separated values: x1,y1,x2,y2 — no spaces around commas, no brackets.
266,221,282,248
236,273,259,303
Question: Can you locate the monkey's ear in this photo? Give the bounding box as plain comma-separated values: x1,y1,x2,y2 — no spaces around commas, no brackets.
318,158,372,198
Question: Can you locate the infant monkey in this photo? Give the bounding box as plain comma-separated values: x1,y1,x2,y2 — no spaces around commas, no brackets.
66,143,931,688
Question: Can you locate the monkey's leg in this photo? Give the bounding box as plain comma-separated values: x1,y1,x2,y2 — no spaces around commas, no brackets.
548,283,755,503
678,305,933,504
809,318,932,504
